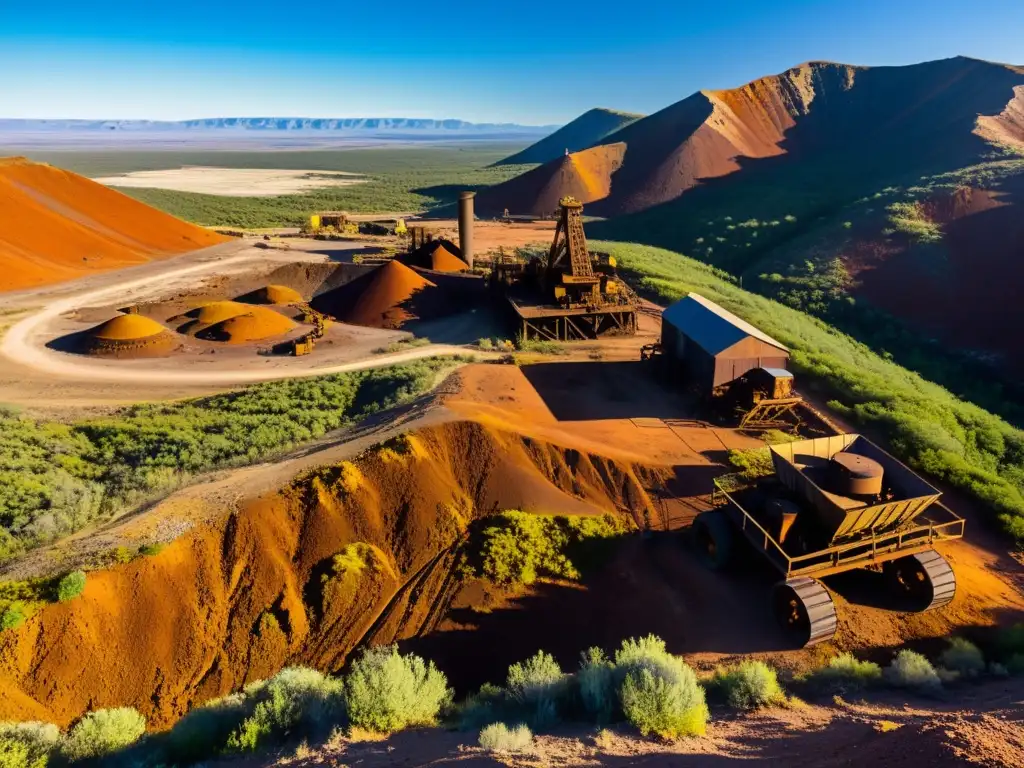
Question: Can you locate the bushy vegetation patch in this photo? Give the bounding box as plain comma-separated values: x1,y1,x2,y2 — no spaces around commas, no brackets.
55,571,86,602
0,722,60,768
345,646,452,734
577,647,616,723
478,722,534,754
0,604,25,632
505,651,568,729
473,511,629,586
0,358,462,563
225,667,345,753
939,638,986,679
601,240,1024,541
709,661,785,710
885,650,941,692
797,653,882,693
61,707,146,762
614,635,708,738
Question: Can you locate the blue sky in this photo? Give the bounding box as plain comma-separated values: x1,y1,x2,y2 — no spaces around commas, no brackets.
1,0,1022,124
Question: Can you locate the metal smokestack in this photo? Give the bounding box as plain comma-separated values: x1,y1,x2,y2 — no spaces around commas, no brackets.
458,191,475,268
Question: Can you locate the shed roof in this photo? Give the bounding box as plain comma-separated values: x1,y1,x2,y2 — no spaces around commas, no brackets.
761,367,793,378
662,293,789,356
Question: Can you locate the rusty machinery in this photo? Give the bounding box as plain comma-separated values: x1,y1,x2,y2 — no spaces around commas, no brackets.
290,304,331,356
545,196,631,308
700,433,964,647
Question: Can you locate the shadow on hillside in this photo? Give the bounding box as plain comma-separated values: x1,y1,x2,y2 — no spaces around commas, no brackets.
520,360,694,422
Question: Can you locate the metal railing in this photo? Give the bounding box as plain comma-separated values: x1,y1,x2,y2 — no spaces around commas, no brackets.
712,476,965,578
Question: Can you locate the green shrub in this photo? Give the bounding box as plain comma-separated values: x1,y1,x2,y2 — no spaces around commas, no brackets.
163,693,248,762
0,722,60,768
614,636,708,738
458,683,504,731
577,648,615,723
55,571,86,602
514,334,567,356
800,653,882,693
225,667,345,753
711,661,785,710
478,722,533,754
345,646,452,734
477,512,627,585
939,638,985,678
620,668,708,739
885,650,941,691
0,605,25,632
62,707,146,762
477,338,494,350
506,651,566,728
138,543,165,557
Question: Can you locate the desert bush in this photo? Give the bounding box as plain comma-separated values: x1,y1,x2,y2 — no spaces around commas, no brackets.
137,542,165,557
62,707,146,762
162,693,248,762
514,334,567,356
710,661,785,710
478,722,533,754
939,638,985,679
477,338,494,350
56,571,86,602
506,651,567,728
0,722,60,768
620,669,708,739
614,636,708,738
577,647,615,723
885,650,941,692
226,667,345,753
476,512,627,585
345,646,452,734
458,683,505,731
0,605,25,632
799,653,882,693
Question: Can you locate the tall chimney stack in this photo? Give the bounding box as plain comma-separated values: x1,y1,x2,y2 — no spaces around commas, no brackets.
458,191,475,268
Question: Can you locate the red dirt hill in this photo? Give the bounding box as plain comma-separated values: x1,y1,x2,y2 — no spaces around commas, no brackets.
0,157,229,293
311,260,437,328
484,58,1024,219
476,143,626,217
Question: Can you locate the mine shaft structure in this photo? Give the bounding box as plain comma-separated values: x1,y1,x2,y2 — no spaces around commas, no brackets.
700,433,964,647
501,196,638,341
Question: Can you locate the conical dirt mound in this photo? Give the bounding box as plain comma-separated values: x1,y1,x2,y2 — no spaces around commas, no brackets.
198,309,297,344
476,143,626,217
311,260,437,328
236,284,304,305
0,157,229,293
398,241,470,273
82,314,175,357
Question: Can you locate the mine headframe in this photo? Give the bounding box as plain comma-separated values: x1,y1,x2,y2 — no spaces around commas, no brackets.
546,196,601,305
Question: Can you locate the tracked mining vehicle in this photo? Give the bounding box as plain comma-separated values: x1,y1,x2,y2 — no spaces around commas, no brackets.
699,434,964,647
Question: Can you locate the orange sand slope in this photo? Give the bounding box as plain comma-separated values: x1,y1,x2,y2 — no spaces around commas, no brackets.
477,143,626,217
0,157,229,293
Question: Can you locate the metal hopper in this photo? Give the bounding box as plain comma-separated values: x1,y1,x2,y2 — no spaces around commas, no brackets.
769,434,941,544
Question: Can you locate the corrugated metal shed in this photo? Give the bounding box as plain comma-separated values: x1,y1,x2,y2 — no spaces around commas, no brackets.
661,293,788,356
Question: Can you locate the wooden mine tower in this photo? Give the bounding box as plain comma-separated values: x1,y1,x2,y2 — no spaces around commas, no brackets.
502,196,638,341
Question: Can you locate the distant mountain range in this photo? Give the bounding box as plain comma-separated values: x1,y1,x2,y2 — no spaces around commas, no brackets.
0,118,559,134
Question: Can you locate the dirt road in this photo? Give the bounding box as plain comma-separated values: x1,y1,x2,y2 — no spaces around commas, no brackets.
0,241,487,391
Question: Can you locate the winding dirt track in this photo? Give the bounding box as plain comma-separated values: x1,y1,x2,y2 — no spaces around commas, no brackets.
0,243,484,387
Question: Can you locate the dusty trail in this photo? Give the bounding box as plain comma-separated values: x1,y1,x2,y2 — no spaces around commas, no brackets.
0,243,485,388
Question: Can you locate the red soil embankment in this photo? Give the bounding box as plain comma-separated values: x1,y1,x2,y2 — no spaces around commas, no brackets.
0,420,665,728
0,157,229,293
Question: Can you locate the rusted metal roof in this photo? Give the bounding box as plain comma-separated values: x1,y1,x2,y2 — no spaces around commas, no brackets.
662,293,789,356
